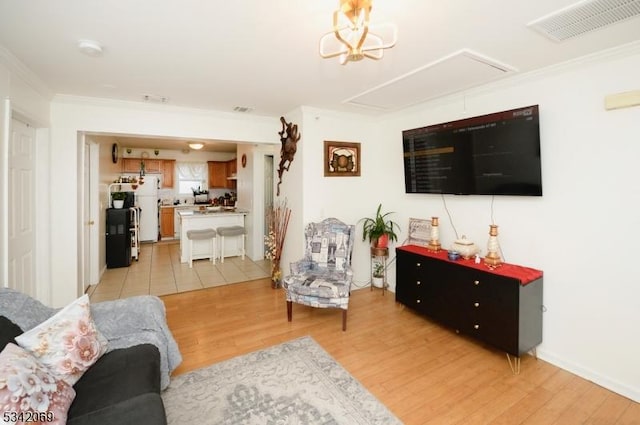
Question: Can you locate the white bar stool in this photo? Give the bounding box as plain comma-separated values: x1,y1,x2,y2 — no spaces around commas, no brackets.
186,228,217,268
216,225,246,263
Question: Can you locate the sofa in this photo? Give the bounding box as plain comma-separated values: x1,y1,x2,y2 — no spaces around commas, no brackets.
0,289,182,425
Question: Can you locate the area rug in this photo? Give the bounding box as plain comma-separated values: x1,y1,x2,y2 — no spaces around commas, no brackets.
162,336,402,425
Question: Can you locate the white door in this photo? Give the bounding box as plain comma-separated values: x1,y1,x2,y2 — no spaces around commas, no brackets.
83,140,100,293
8,118,36,297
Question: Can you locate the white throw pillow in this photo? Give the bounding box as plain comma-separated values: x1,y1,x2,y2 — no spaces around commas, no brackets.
15,294,107,386
0,343,76,425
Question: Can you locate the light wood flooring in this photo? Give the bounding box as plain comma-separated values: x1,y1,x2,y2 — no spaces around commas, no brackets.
162,280,639,425
89,241,270,302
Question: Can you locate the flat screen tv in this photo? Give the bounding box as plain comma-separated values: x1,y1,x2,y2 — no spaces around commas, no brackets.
402,105,542,196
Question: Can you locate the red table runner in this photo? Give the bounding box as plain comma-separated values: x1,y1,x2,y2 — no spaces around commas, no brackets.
397,245,543,285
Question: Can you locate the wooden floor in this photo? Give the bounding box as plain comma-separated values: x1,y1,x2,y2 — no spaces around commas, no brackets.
161,279,639,425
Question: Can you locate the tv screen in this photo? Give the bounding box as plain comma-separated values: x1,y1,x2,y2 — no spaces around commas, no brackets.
402,105,542,196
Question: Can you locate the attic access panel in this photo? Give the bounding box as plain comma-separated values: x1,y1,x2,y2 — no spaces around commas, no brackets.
344,49,517,111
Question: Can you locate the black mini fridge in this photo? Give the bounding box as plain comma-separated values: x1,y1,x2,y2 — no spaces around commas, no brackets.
106,208,131,268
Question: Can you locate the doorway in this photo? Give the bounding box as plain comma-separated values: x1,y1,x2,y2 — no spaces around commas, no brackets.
7,118,36,297
263,155,274,258
82,139,100,293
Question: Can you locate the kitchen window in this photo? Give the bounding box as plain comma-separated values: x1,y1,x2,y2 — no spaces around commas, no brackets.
177,162,208,194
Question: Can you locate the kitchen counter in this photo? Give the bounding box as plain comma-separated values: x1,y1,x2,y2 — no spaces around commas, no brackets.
177,208,248,217
177,209,248,263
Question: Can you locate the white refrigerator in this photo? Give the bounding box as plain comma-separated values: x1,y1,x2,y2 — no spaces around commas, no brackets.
127,175,159,242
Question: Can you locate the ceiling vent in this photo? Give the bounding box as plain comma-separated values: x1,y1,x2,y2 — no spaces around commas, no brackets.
233,106,254,113
528,0,640,42
142,94,169,103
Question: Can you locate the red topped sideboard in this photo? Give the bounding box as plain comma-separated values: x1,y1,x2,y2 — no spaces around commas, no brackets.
396,245,543,359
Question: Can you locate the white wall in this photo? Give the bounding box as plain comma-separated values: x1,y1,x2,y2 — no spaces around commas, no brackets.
0,49,52,304
49,96,279,307
278,44,640,403
383,46,640,402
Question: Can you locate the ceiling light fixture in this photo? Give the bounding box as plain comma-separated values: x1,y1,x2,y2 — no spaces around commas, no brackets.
77,39,103,57
319,0,397,65
188,142,204,150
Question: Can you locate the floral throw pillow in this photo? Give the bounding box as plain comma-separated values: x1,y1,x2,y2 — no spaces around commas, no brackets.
15,294,107,386
0,343,75,425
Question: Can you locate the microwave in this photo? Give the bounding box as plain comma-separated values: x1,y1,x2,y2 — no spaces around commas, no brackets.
194,194,208,204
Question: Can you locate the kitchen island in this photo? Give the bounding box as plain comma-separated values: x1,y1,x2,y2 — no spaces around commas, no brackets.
178,209,248,263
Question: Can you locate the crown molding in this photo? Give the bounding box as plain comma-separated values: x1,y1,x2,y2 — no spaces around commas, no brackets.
51,94,276,124
0,45,53,101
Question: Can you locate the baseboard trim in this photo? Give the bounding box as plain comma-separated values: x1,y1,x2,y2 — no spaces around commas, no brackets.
536,348,639,403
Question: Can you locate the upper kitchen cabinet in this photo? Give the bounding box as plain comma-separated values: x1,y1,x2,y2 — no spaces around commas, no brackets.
208,161,227,188
144,159,161,173
208,159,236,189
122,158,142,173
227,158,237,190
121,158,160,173
227,158,237,177
161,160,175,188
122,158,175,188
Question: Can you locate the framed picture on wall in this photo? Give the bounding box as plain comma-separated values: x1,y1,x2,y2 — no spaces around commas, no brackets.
324,141,361,177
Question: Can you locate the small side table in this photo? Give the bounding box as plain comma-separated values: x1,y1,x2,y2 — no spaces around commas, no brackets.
370,246,389,295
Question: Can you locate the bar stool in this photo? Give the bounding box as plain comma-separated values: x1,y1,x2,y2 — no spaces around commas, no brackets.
186,228,217,268
216,225,246,263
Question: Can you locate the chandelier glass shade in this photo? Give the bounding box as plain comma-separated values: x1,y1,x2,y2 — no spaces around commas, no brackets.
319,0,397,65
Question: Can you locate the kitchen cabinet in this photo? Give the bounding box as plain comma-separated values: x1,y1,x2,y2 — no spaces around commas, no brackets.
227,158,237,176
161,160,175,188
160,207,175,239
122,159,174,188
121,158,160,174
143,159,161,173
396,245,543,358
208,161,230,188
227,159,237,190
122,158,142,173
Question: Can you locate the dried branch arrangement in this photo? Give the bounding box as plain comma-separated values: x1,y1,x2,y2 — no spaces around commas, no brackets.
265,200,292,288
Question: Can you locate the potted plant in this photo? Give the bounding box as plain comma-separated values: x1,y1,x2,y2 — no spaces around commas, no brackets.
359,204,399,248
111,192,127,209
372,261,385,288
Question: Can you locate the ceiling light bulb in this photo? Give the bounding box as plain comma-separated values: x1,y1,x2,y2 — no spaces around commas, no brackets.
189,143,204,150
77,39,103,57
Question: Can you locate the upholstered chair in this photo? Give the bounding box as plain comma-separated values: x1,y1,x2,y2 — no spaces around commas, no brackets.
283,218,355,331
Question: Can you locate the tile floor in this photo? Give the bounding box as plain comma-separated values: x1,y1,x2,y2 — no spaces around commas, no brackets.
89,241,271,302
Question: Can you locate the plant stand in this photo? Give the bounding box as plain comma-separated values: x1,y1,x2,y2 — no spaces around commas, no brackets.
370,246,389,295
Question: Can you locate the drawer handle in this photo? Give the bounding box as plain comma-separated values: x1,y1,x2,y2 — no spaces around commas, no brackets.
474,280,480,286
474,324,480,329
474,302,480,307
416,299,421,304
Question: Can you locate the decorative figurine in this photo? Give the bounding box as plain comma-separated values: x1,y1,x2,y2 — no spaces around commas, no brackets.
427,217,441,252
485,224,503,268
276,116,301,196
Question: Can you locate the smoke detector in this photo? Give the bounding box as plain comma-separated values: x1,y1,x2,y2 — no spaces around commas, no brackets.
77,39,103,57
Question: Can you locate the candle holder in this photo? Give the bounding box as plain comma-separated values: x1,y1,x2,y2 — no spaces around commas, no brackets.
484,224,502,268
427,217,441,252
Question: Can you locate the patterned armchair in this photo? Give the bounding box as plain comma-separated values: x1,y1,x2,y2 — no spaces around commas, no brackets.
283,218,356,331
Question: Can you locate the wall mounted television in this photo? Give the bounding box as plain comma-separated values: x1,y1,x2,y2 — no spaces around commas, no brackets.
402,105,542,196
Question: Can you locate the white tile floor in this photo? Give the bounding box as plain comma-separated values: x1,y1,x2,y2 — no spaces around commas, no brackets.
89,241,271,302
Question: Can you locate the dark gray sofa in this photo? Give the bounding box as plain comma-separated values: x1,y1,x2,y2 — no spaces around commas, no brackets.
1,315,167,425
